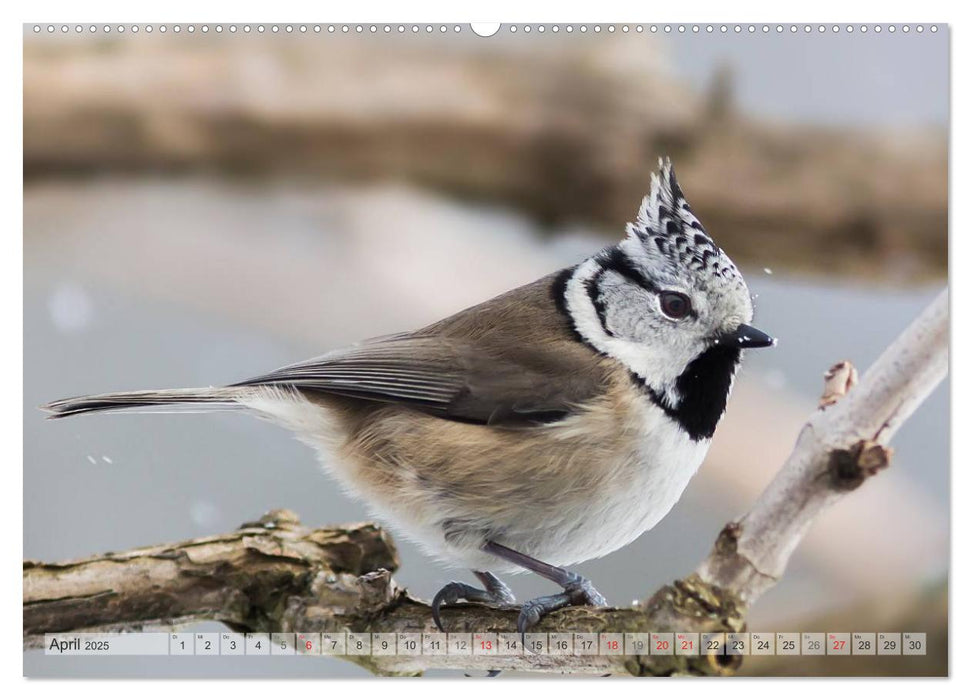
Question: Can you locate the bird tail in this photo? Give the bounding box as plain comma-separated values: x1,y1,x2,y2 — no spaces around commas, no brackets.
41,387,246,419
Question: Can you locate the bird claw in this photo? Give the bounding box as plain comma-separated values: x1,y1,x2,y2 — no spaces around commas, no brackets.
431,581,471,632
517,603,545,635
431,580,514,633
516,577,607,634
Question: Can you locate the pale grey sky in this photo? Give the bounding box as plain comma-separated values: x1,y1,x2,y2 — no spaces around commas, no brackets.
665,27,949,127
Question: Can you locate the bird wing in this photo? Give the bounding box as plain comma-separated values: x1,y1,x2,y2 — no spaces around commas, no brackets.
233,334,606,426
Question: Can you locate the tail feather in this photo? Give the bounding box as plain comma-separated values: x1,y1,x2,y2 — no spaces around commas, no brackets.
41,387,244,419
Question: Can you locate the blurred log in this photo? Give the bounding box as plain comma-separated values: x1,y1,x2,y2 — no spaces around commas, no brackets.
24,35,946,280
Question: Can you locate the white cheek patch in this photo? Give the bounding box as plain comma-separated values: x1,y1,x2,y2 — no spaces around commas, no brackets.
564,260,683,400
597,277,654,337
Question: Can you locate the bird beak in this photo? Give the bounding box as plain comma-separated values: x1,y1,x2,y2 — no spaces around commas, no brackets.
726,323,776,349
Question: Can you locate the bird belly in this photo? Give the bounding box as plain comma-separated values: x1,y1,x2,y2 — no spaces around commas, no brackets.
241,386,710,574
470,402,711,570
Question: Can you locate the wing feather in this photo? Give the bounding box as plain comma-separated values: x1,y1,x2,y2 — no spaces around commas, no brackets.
233,335,601,425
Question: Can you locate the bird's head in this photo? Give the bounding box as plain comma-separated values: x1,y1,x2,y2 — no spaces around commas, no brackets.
563,158,774,435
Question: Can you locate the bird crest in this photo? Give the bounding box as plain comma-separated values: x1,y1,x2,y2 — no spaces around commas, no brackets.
626,158,742,286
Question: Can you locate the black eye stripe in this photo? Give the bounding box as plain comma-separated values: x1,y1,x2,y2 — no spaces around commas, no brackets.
599,248,659,295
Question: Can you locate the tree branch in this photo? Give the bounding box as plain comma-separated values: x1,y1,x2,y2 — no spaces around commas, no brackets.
23,513,399,644
23,289,948,676
696,288,948,604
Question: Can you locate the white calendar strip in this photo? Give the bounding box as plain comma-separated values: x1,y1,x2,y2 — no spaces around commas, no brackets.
43,631,927,657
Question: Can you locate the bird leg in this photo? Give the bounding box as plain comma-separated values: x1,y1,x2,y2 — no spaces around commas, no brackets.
482,541,608,633
431,570,516,632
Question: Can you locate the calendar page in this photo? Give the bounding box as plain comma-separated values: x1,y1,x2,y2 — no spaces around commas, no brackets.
22,14,949,681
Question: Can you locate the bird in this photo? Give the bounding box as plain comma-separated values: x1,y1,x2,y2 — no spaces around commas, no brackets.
42,158,775,634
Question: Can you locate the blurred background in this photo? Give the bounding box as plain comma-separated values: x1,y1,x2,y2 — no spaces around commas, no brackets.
23,25,948,677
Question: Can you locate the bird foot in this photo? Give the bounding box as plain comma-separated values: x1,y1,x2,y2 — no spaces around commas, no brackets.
431,577,515,632
517,574,607,634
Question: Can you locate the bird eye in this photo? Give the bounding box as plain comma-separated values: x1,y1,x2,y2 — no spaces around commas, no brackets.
659,291,691,319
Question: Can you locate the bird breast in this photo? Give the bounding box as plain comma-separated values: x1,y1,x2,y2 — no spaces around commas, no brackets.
506,391,711,569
